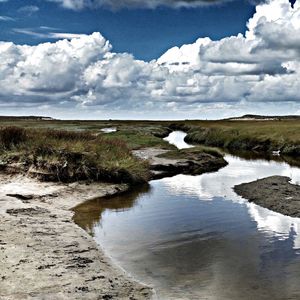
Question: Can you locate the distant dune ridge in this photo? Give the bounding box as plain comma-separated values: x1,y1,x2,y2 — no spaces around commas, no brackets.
0,116,55,121
1,115,300,121
226,114,300,121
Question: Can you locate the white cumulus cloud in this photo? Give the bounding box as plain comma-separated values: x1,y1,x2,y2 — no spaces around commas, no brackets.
0,0,300,118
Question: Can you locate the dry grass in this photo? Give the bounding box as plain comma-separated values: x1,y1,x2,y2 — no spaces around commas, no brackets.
1,117,300,158
183,120,300,155
0,127,150,184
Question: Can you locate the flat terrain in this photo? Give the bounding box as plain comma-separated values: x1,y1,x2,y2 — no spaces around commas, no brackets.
1,116,300,299
234,176,300,218
1,117,300,156
0,121,227,300
0,174,152,300
183,120,300,155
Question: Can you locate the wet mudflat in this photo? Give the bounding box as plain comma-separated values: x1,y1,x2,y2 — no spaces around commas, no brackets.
74,132,300,299
235,175,300,218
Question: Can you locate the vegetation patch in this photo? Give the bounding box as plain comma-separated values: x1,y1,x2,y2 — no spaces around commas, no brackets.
157,146,223,160
181,120,300,156
8,118,300,186
0,127,150,185
102,127,175,150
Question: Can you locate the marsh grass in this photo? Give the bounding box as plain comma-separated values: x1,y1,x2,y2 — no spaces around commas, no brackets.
0,127,27,149
157,146,223,160
1,118,300,161
103,127,175,150
0,127,149,184
183,120,300,155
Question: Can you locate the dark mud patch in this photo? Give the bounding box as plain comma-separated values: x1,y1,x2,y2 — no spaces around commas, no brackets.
6,207,50,216
133,147,227,180
6,193,34,200
150,155,227,179
234,176,300,217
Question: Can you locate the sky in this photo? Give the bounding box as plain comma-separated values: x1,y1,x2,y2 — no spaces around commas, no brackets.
0,0,299,119
0,0,256,61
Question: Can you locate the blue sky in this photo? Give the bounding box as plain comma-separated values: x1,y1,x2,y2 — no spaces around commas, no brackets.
0,0,299,119
1,0,255,61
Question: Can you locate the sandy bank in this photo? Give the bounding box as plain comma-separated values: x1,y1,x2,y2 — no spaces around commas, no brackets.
0,145,227,299
0,174,152,300
234,176,300,218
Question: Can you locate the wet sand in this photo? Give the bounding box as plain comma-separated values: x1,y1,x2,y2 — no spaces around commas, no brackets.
234,176,300,217
0,174,152,300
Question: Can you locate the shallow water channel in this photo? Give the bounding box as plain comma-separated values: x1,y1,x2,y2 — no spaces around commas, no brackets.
74,131,300,300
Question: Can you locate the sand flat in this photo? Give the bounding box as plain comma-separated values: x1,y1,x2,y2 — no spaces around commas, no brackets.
0,174,152,300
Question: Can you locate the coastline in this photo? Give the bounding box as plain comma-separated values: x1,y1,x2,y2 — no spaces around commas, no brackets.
0,143,227,299
0,173,153,300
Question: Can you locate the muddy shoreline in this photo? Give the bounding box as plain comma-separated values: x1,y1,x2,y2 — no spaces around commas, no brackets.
234,176,300,218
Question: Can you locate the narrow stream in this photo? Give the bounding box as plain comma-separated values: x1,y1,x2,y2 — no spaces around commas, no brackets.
163,131,194,150
74,132,300,300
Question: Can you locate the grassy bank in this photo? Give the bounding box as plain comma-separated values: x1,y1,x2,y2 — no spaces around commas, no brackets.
0,122,228,185
102,126,173,150
180,120,300,156
0,127,150,184
1,117,300,170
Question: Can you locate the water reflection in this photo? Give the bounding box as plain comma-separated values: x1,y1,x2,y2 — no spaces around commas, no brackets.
161,154,300,251
226,149,300,169
100,127,117,133
74,132,300,299
161,154,300,201
247,203,300,250
73,184,150,234
163,131,193,149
